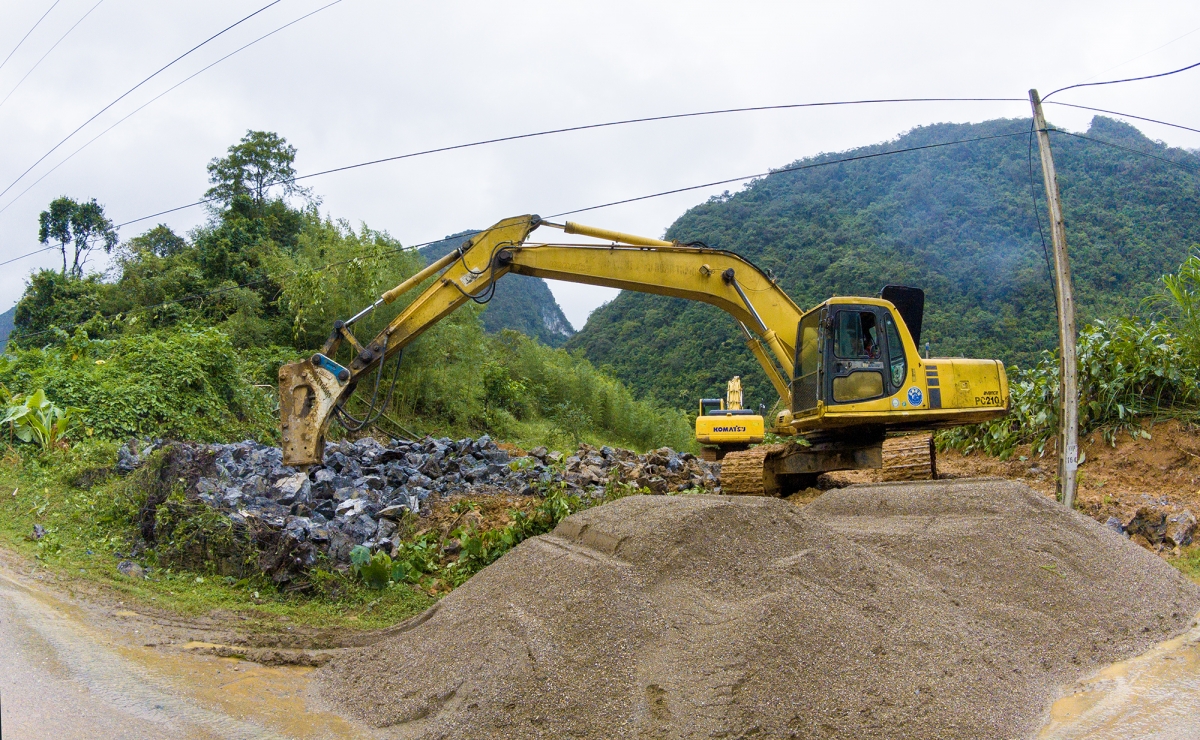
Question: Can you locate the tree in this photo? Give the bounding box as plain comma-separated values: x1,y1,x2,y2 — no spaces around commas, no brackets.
125,224,188,258
205,130,311,210
37,196,118,277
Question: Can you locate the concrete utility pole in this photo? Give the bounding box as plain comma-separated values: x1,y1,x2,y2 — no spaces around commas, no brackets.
1029,89,1079,509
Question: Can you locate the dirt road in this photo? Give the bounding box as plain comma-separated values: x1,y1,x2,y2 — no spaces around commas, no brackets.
0,562,370,739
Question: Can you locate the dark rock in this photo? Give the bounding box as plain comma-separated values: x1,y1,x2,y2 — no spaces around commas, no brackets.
378,504,409,520
1123,507,1168,544
1165,510,1196,548
117,560,146,579
273,472,310,504
408,473,434,489
356,475,385,491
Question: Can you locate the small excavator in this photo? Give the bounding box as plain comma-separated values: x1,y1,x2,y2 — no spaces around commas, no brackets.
279,215,1009,495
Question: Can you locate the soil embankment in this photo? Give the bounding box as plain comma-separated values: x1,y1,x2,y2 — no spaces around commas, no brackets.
935,420,1200,554
318,480,1200,739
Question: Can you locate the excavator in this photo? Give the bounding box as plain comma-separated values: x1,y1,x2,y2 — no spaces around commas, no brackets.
279,214,1009,495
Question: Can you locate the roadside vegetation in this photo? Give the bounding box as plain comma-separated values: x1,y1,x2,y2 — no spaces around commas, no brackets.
0,130,692,627
940,252,1200,460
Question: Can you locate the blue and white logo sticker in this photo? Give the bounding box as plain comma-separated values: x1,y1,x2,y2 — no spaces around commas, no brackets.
907,387,924,406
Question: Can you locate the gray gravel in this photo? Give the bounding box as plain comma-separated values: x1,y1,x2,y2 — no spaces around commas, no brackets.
318,479,1200,739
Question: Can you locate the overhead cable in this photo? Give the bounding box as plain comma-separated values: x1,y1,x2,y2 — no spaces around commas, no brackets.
547,130,1030,218
1074,24,1200,85
0,245,56,267
283,97,1026,186
0,0,63,75
0,0,107,111
1049,128,1200,174
0,0,283,201
1044,59,1200,100
12,126,1034,340
0,0,345,217
1044,101,1200,136
109,97,1027,229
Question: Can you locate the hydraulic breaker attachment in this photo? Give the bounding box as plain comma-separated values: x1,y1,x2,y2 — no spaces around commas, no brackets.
279,354,350,467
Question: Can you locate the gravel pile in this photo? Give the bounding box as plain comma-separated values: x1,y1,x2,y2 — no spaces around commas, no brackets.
318,479,1200,739
118,436,718,578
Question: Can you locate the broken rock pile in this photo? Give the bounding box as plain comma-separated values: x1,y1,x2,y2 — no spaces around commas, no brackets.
119,435,718,580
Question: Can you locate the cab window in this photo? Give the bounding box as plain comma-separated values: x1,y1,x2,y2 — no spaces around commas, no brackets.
834,310,881,360
884,314,907,389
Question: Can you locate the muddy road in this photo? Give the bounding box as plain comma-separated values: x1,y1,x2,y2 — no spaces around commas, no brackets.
0,560,371,739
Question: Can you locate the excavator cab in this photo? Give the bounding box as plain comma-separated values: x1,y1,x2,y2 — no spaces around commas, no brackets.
783,291,1007,436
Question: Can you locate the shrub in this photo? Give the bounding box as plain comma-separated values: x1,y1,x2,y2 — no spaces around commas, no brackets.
0,327,276,443
939,318,1200,458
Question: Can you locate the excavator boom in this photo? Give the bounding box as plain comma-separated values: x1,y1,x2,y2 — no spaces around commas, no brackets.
280,214,802,466
279,213,1009,484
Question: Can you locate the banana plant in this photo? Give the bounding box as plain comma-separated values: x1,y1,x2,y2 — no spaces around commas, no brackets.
1,389,84,450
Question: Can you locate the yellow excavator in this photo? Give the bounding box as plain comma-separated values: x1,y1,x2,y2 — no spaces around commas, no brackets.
279,214,1009,495
695,376,764,459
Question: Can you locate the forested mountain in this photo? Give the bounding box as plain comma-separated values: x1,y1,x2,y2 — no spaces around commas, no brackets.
420,231,574,347
567,116,1200,409
0,306,14,349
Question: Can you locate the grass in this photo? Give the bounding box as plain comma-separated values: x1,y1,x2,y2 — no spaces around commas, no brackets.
0,441,434,632
1173,544,1200,585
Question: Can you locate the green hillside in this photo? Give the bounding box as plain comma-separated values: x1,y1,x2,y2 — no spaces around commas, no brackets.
566,116,1200,410
0,306,13,349
421,232,574,347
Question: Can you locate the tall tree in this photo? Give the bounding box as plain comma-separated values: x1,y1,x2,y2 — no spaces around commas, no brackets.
205,130,311,210
37,196,118,277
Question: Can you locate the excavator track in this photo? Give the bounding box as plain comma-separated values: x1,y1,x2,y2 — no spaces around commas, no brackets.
720,443,790,496
880,433,937,481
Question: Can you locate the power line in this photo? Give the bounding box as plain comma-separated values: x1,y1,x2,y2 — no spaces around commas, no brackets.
0,0,62,76
0,246,56,267
0,0,284,202
0,0,345,218
0,0,107,111
1050,128,1200,175
1044,101,1200,136
111,96,1026,229
1044,59,1200,100
548,130,1030,218
11,126,1033,341
1075,24,1200,84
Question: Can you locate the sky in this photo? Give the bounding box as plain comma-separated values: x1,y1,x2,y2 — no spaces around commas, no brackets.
0,0,1198,330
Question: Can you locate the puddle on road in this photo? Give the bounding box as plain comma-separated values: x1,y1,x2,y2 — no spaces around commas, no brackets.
1039,615,1200,740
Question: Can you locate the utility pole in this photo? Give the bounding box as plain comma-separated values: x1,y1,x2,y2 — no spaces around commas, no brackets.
1029,89,1079,509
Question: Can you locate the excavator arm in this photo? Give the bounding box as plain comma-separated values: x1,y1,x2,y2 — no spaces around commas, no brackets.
279,213,804,466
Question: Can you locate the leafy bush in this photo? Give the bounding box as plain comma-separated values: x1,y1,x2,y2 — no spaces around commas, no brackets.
0,327,276,443
1,389,84,449
940,318,1200,458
